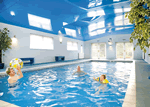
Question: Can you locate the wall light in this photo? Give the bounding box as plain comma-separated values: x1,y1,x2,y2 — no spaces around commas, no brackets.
108,38,113,45
58,30,63,44
10,11,15,16
59,36,63,44
109,46,113,50
12,35,18,46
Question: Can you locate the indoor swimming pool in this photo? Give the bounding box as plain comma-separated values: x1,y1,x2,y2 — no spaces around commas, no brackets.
0,61,133,107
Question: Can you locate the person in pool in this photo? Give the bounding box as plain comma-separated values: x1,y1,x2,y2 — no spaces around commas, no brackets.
6,65,23,84
93,74,109,84
72,66,87,75
93,74,109,94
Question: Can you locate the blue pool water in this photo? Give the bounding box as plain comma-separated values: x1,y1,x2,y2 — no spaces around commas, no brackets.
0,62,133,107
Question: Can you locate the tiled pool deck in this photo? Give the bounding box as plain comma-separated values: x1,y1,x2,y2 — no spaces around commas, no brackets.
0,59,149,107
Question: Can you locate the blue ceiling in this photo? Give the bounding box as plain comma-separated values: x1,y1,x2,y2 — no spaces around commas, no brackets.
0,0,133,41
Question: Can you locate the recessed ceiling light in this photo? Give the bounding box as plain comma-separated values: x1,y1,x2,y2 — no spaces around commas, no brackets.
10,11,15,16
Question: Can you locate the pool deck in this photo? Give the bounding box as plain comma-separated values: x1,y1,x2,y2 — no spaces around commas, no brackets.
135,60,150,107
0,100,19,107
0,59,149,107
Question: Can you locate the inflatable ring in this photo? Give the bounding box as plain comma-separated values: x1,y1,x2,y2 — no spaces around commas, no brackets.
9,58,23,69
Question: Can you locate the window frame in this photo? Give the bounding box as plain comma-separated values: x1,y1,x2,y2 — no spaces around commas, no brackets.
67,41,78,51
65,28,77,37
28,14,52,31
116,42,134,59
30,33,54,50
91,42,106,59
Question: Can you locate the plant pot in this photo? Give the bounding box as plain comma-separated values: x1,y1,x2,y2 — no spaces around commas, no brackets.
0,63,4,69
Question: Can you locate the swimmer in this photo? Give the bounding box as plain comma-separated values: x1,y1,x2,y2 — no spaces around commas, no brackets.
6,65,23,84
72,66,87,75
93,74,109,84
93,74,109,94
95,84,107,95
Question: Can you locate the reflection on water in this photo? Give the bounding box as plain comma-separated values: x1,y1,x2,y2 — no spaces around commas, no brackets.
95,84,107,95
7,82,22,97
0,62,133,107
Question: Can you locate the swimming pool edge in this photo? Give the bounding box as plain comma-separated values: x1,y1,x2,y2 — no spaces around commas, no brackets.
0,59,136,107
122,60,136,107
0,100,20,107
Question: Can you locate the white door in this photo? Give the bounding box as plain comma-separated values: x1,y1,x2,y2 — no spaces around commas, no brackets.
99,43,106,59
116,42,133,59
91,43,99,59
91,43,106,59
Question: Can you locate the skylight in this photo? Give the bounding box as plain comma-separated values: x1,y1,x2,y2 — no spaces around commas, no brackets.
115,27,123,31
88,1,95,8
124,7,131,12
97,21,105,28
115,20,123,26
89,31,97,36
28,14,52,31
124,14,132,25
124,27,132,29
107,23,111,27
65,28,76,37
114,15,123,26
116,26,132,31
88,0,102,8
88,23,97,32
63,22,68,26
96,0,102,6
115,15,123,21
78,27,81,35
97,29,106,34
74,15,79,22
96,10,105,15
87,9,105,17
113,0,120,2
108,28,112,32
87,11,97,17
114,8,123,13
124,19,131,25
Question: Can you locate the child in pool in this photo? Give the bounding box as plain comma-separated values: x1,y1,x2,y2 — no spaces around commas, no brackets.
72,66,87,75
93,74,109,94
6,65,23,84
93,74,109,84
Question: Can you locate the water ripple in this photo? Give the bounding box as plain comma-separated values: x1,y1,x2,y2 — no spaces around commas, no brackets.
0,62,133,107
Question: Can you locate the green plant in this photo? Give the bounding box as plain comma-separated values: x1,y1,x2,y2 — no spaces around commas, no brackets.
0,28,12,63
125,0,150,53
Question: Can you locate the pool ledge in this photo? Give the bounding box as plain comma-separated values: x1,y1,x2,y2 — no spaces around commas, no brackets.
0,59,137,107
0,100,20,107
0,59,91,76
0,59,134,76
122,60,136,107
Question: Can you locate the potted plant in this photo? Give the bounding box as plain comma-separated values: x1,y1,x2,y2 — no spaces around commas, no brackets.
0,28,12,69
125,0,150,53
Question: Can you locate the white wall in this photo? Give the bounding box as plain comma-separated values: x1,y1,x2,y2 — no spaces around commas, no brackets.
84,34,143,60
0,22,84,67
144,41,150,64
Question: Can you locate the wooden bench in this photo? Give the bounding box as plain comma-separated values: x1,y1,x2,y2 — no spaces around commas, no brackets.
20,58,34,65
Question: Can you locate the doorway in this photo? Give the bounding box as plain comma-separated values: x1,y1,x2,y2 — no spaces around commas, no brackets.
91,43,106,59
116,42,133,59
